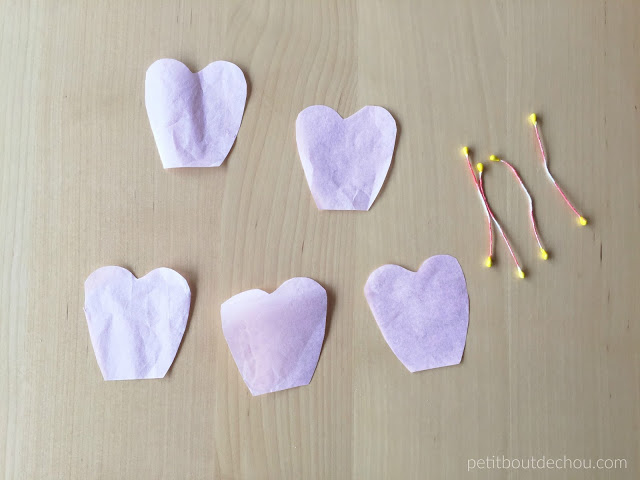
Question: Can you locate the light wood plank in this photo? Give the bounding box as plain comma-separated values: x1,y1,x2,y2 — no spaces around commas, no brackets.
1,0,638,478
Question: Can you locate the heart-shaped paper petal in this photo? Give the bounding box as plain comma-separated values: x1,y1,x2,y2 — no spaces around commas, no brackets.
84,266,191,380
364,255,469,372
296,105,397,210
221,278,327,396
145,59,247,168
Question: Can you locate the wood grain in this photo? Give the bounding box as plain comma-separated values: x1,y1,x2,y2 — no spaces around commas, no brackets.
1,0,639,478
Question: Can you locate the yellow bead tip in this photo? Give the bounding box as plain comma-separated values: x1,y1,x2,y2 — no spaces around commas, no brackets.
517,268,525,279
489,154,500,162
540,248,548,260
476,162,484,172
485,256,492,268
579,216,588,226
461,146,469,156
528,113,537,125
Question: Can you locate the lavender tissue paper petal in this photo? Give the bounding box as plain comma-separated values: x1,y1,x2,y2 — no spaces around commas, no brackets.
364,255,469,372
145,59,247,168
295,105,397,210
221,278,327,396
83,266,191,380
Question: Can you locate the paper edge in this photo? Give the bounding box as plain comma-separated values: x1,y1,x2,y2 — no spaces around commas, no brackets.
83,266,191,381
364,255,468,373
145,58,248,169
296,105,397,211
221,277,327,396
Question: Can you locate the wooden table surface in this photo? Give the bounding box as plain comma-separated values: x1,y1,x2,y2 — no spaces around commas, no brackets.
2,1,639,478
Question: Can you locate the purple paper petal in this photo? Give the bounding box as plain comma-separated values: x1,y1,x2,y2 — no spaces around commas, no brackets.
83,266,191,380
221,278,327,396
145,59,247,168
296,105,397,210
364,255,469,372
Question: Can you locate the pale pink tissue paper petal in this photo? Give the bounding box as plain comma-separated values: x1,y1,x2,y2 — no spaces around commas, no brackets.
83,266,191,380
296,105,397,211
145,59,247,168
221,278,327,396
364,255,469,372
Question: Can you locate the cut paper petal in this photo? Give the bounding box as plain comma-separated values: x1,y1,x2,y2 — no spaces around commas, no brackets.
145,59,247,168
364,255,469,372
296,105,397,210
83,266,191,380
221,278,327,396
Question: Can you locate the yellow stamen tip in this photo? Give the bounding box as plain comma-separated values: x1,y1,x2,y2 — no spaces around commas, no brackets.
489,154,499,162
517,268,525,279
579,216,588,226
476,162,484,172
540,248,548,260
485,256,492,268
529,113,537,125
461,146,469,156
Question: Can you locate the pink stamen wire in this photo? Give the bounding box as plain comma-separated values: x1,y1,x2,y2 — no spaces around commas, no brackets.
464,152,493,258
498,158,545,251
533,122,582,218
478,170,522,270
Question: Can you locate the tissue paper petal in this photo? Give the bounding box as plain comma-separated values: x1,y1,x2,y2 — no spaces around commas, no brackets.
364,255,469,372
296,105,397,210
84,266,191,380
145,59,247,168
221,278,327,396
